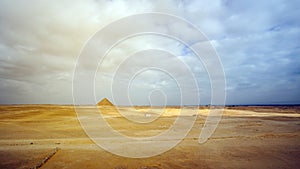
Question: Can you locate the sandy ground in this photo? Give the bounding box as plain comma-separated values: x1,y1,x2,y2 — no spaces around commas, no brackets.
0,105,299,169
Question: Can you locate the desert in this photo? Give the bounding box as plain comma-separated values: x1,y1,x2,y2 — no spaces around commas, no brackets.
0,104,299,169
1,1,300,169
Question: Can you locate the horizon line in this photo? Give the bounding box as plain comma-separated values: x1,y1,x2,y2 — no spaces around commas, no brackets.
0,103,299,107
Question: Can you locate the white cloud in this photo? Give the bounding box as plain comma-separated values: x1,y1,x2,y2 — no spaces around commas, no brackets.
0,0,299,104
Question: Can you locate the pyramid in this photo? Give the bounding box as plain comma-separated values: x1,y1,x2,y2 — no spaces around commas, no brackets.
97,98,114,106
97,98,119,116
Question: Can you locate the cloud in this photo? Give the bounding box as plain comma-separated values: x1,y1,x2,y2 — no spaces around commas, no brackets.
0,0,299,105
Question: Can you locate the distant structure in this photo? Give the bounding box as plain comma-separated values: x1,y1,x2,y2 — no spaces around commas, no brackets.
96,98,118,116
97,98,114,106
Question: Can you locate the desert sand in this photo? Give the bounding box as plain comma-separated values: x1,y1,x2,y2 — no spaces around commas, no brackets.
0,104,299,169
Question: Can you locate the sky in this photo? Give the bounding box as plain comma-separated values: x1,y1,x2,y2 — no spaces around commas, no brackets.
0,0,299,105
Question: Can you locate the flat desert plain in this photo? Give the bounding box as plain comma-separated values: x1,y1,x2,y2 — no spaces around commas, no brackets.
0,105,299,169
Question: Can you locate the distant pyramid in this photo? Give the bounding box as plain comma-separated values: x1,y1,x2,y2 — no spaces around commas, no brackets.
97,98,118,116
97,98,114,106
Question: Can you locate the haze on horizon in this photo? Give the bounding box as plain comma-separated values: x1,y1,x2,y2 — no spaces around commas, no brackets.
0,0,299,105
